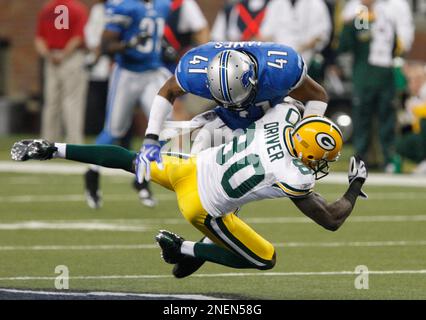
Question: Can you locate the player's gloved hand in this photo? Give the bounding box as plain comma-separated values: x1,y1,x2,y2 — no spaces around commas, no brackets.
348,156,368,199
126,31,150,49
161,38,179,64
135,137,164,183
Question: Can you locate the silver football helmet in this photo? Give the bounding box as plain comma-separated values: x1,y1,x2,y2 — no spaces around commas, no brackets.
207,50,257,111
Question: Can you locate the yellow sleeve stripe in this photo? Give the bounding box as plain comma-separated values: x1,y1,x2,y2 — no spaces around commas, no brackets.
274,182,312,198
284,127,297,158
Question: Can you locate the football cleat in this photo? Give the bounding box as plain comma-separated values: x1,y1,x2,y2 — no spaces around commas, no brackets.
155,230,185,264
173,256,205,279
133,180,157,208
173,236,206,278
84,169,102,209
11,139,57,161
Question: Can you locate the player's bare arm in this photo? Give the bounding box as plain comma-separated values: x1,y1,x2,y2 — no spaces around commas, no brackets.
292,156,368,231
142,76,185,139
100,29,127,55
144,76,186,138
292,180,363,231
157,75,186,105
289,75,329,117
34,37,50,58
290,75,328,103
101,28,154,56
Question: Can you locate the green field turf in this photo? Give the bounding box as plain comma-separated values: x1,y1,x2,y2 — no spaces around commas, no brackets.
0,167,425,299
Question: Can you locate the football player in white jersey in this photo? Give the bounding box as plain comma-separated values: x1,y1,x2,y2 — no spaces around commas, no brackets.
11,103,368,277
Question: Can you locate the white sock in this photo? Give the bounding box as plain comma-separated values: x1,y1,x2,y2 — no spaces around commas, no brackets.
89,164,100,172
202,237,213,244
180,237,212,257
53,143,66,158
180,241,196,257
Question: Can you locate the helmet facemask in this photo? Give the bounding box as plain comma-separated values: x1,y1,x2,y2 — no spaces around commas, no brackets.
303,155,340,180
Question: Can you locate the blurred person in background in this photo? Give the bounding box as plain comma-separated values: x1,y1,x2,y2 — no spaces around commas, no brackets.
162,0,209,72
396,62,426,174
84,0,172,209
308,0,346,85
84,0,111,135
211,0,270,42
119,0,210,150
258,0,332,66
35,0,89,144
338,0,414,173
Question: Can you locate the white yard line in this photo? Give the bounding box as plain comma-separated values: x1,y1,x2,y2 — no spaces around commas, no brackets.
0,270,425,281
0,162,132,176
0,288,220,300
1,192,425,204
279,240,426,248
0,244,158,251
320,172,426,187
5,176,129,185
245,215,426,224
2,161,426,187
0,221,149,232
0,215,425,232
0,240,426,251
0,193,176,203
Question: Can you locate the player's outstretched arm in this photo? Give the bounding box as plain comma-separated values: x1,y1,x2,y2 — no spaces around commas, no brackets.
136,76,186,182
145,76,186,138
11,140,137,174
291,157,368,231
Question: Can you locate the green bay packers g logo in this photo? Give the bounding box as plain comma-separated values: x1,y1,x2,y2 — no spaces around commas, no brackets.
316,133,336,150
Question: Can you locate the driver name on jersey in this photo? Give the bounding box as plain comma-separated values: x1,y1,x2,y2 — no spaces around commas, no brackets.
196,103,315,217
175,41,307,130
105,0,171,72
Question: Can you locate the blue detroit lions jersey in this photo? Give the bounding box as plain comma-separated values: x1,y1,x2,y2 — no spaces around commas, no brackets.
105,0,171,72
175,42,306,130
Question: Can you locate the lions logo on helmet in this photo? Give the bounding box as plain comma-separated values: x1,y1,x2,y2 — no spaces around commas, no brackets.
291,116,343,179
207,50,257,111
240,65,255,89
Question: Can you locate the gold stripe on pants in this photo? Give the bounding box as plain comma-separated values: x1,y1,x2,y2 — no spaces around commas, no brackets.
150,155,275,267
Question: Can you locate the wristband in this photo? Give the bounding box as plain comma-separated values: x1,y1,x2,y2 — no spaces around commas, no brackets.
304,100,328,117
145,134,159,141
146,95,173,137
343,179,363,206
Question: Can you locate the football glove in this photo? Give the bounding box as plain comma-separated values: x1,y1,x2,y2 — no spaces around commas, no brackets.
135,138,163,183
348,156,368,199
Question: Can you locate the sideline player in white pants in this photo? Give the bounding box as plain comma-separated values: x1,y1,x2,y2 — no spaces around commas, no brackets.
85,0,171,209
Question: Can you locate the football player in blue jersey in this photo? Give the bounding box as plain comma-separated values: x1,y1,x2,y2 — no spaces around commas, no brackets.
85,0,172,209
135,41,332,276
136,41,329,180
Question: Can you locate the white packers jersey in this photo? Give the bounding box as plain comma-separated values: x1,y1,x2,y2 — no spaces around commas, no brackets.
196,103,316,217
